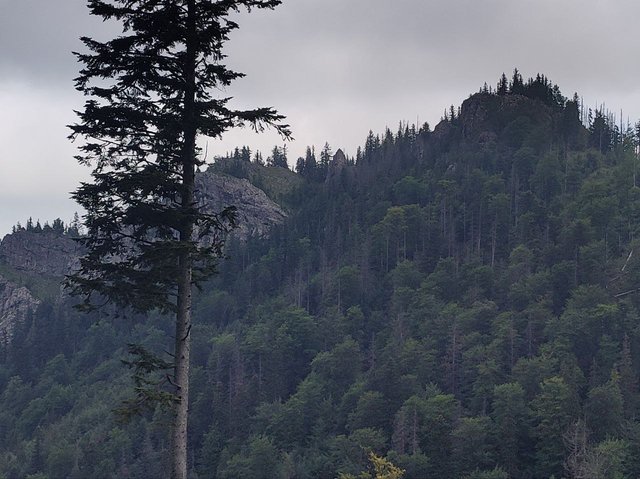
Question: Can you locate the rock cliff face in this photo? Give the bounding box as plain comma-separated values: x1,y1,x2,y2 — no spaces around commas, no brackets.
0,230,81,277
0,276,39,342
196,170,287,239
0,171,286,341
326,148,349,182
432,93,553,144
0,171,286,279
458,93,553,140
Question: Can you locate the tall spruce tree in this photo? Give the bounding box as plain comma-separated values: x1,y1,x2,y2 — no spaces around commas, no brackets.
66,1,289,478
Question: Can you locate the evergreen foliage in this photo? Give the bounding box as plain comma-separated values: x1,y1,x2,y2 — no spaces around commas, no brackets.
3,73,640,478
62,1,288,478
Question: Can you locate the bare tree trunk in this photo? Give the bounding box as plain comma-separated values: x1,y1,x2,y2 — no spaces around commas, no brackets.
171,2,196,477
172,254,193,479
411,406,418,454
477,201,482,253
368,331,376,370
491,214,497,269
385,236,390,273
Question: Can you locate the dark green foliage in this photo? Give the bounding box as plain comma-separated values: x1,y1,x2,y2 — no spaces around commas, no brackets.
268,145,289,168
585,378,624,442
65,0,289,313
532,376,577,477
452,416,493,476
492,383,530,470
62,1,289,477
115,344,177,422
217,435,285,479
4,73,640,477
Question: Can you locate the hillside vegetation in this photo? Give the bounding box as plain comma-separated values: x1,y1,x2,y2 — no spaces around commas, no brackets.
2,72,640,479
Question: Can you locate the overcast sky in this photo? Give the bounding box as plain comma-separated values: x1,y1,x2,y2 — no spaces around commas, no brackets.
1,0,640,237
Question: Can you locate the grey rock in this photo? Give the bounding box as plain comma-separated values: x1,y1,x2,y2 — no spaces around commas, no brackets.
0,172,285,341
326,148,349,182
0,275,40,342
0,230,81,277
196,170,287,240
0,172,286,281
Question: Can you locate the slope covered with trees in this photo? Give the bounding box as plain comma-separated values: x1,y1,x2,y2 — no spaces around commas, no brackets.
2,72,640,478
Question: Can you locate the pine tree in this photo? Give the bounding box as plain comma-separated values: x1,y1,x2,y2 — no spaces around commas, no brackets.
497,73,508,95
268,145,288,168
52,218,65,235
491,383,528,477
617,334,638,419
509,68,524,95
320,142,333,166
253,150,265,165
532,376,576,477
65,1,289,478
301,146,318,179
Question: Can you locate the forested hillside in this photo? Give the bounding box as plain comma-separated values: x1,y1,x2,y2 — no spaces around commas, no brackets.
3,72,640,478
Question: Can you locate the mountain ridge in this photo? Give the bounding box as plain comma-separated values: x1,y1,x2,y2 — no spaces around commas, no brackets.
2,74,640,479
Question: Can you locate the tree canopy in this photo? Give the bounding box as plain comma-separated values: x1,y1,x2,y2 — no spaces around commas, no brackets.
65,1,288,478
3,72,640,478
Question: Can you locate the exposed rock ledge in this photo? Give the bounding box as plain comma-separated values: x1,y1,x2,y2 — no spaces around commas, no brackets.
0,230,80,278
0,172,286,281
0,275,40,342
0,172,286,340
196,170,287,240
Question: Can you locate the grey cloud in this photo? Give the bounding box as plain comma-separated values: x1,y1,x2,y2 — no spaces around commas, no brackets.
0,0,115,84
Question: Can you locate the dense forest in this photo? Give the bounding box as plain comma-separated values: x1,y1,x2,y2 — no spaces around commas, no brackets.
3,71,640,478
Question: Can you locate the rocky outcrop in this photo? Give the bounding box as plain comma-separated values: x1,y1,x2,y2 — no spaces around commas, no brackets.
0,171,286,341
432,93,554,145
0,170,284,281
458,93,553,140
0,275,40,342
0,230,81,277
196,170,287,239
326,148,349,182
0,172,287,281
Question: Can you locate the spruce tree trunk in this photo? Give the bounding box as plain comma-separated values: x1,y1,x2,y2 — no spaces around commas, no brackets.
172,257,193,479
171,2,197,477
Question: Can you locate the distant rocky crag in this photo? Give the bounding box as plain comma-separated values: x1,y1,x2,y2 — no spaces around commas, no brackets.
0,276,40,341
1,171,287,278
196,169,287,240
0,170,288,341
0,229,81,278
0,230,79,342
